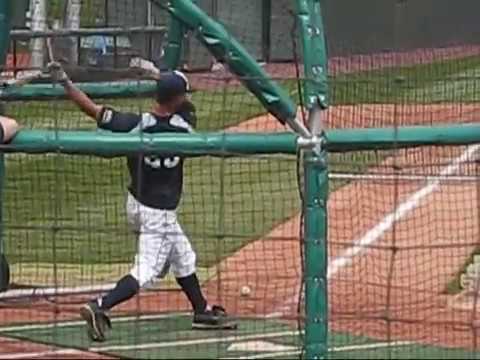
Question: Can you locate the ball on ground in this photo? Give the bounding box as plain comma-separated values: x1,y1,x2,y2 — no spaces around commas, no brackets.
240,285,251,297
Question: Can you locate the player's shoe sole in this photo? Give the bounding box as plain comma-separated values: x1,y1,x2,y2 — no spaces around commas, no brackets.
192,321,238,330
192,305,238,330
80,302,111,342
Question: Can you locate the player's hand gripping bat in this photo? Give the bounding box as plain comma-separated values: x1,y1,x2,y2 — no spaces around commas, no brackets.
129,57,161,80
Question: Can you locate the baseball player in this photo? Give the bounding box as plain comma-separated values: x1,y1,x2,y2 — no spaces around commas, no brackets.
48,62,236,342
0,117,19,144
0,104,20,144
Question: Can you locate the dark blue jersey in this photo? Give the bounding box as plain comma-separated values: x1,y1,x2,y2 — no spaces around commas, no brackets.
97,102,196,210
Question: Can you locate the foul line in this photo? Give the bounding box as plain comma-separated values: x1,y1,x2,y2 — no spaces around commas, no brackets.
330,172,480,182
93,330,297,352
0,283,117,300
224,340,414,359
0,312,189,333
328,144,480,278
0,331,298,359
0,332,415,360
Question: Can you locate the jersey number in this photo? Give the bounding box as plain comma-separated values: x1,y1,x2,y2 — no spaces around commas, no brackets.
144,156,180,169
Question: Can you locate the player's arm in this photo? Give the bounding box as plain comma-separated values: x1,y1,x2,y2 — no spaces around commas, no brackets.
96,107,142,133
48,62,141,132
48,62,102,120
0,116,20,143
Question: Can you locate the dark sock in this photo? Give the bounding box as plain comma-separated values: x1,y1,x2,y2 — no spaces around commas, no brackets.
176,273,207,314
98,275,140,311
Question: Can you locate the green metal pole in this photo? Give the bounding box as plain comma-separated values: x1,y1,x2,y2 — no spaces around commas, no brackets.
0,0,11,64
7,131,299,156
163,18,186,70
0,80,158,101
295,0,329,357
304,148,328,359
157,0,309,136
296,0,328,110
0,0,12,292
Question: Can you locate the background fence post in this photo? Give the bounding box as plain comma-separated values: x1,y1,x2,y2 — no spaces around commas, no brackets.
0,0,12,292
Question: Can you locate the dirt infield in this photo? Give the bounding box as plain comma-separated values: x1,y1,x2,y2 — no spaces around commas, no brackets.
0,103,479,357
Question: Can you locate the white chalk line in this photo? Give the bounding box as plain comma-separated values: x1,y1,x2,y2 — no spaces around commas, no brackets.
0,331,298,359
222,340,415,359
0,332,415,359
0,283,117,300
330,172,480,182
0,312,189,333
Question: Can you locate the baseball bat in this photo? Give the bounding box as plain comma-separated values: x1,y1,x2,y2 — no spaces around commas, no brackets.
0,70,46,90
46,36,56,63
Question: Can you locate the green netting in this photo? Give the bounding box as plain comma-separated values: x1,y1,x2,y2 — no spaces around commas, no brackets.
2,0,480,359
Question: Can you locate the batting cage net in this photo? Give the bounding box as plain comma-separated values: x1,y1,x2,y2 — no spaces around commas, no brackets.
0,0,480,359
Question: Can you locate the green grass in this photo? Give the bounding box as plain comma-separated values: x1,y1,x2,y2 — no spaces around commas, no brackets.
6,82,282,131
4,155,300,268
444,246,480,295
331,55,480,104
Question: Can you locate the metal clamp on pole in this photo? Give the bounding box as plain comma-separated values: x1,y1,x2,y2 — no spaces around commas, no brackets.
297,134,323,150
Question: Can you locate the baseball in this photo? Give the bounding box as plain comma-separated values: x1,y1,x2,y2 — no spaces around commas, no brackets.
240,285,251,297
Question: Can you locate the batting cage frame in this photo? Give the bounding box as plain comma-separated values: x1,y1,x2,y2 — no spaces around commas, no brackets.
0,0,480,359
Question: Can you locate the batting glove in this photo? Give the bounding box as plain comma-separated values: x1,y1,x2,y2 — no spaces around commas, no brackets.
129,57,160,80
47,62,70,85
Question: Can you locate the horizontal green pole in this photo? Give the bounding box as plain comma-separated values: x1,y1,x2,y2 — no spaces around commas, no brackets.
326,124,480,152
6,131,298,156
3,124,480,157
0,81,157,101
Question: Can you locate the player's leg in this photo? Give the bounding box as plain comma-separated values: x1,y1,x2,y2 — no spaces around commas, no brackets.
170,221,237,330
88,194,143,310
81,195,173,341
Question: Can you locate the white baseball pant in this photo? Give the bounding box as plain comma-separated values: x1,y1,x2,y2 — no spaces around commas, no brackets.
126,192,197,288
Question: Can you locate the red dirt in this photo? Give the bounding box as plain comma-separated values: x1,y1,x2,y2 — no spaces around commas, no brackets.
1,103,479,356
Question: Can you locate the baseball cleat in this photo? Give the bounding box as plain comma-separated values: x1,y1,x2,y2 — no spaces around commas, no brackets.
192,305,238,330
80,301,112,342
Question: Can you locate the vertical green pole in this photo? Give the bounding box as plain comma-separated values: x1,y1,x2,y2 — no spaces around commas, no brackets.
0,0,11,63
0,0,12,292
304,149,328,359
296,0,329,358
162,0,199,70
296,0,329,110
163,18,186,69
